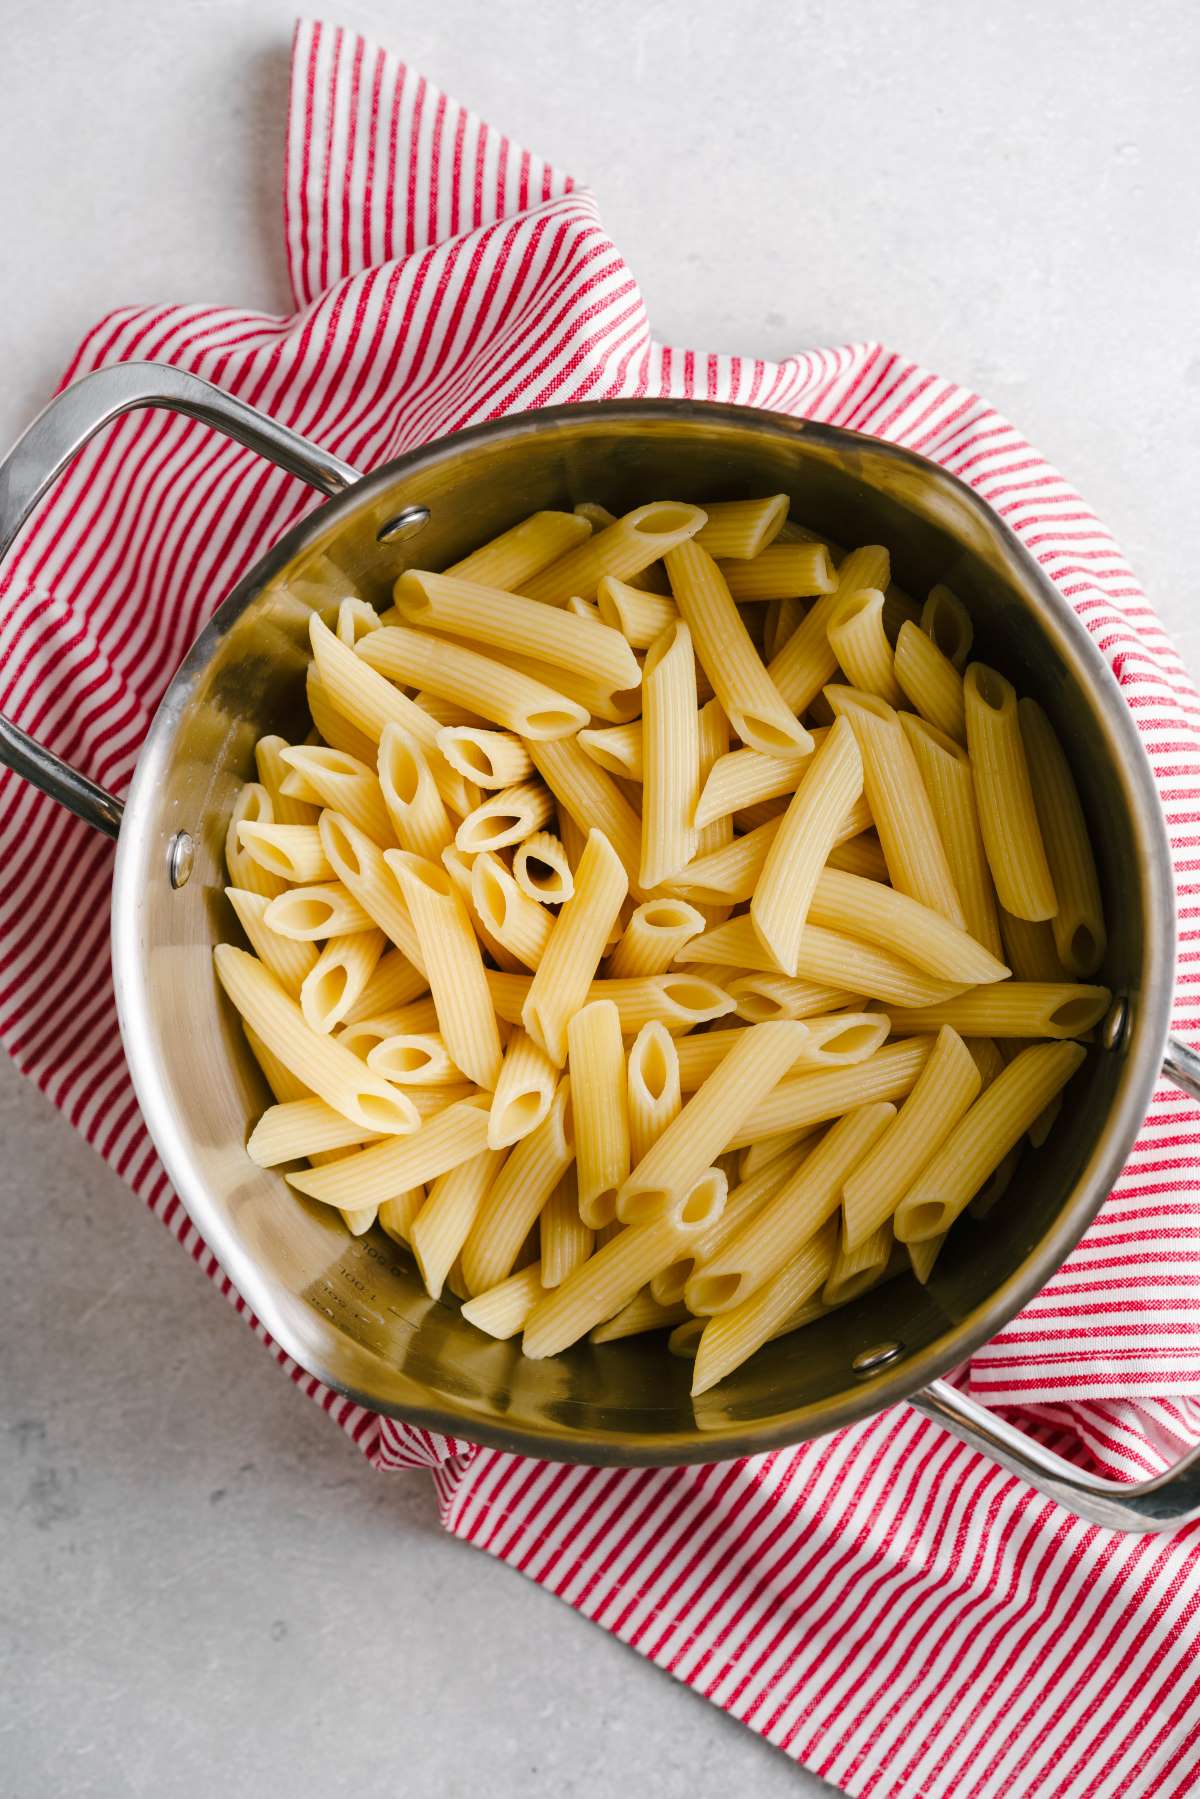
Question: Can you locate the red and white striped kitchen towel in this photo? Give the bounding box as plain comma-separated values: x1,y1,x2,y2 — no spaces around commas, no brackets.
3,20,1200,1794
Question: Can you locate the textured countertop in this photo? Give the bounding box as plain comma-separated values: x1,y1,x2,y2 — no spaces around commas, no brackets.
3,3,1198,1794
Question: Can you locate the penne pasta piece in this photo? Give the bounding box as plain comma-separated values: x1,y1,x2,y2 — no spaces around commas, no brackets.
590,1289,689,1342
595,574,678,649
335,597,383,646
384,850,503,1089
1018,698,1106,976
395,568,642,693
922,585,973,668
826,686,966,926
255,736,319,826
665,541,813,756
827,589,903,706
739,1130,809,1181
824,831,889,884
808,866,1008,985
526,736,646,899
278,745,393,844
690,1216,839,1396
626,1021,682,1164
965,1036,1007,1088
339,950,429,1025
900,712,1003,960
445,509,592,589
540,1173,595,1288
246,1097,384,1166
693,697,733,860
963,663,1057,922
767,545,890,710
686,1105,894,1313
488,1027,559,1149
460,1263,547,1340
727,1037,933,1147
693,494,789,560
719,978,855,1028
226,887,319,996
751,717,863,976
574,501,616,531
264,882,376,939
461,1081,575,1292
907,1231,948,1284
286,1096,491,1208
605,898,707,978
479,643,642,723
719,543,837,602
469,852,554,969
894,1041,1087,1241
402,1084,476,1121
413,693,488,729
679,914,964,1007
885,981,1111,1039
339,1205,379,1237
893,620,965,743
366,1031,460,1086
412,1148,507,1299
822,1222,894,1307
694,743,816,831
522,501,708,605
455,781,554,854
999,907,1068,983
319,811,425,972
436,724,533,791
440,844,520,975
300,928,386,1033
337,1001,441,1057
513,831,574,905
578,721,644,782
378,724,453,860
522,829,629,1066
358,625,588,739
377,1185,425,1249
485,970,734,1035
568,1000,631,1228
556,808,586,876
651,1139,811,1305
667,1316,705,1359
213,946,418,1136
305,664,378,765
841,1026,982,1249
661,818,782,902
522,1173,726,1358
617,1020,811,1222
640,620,701,889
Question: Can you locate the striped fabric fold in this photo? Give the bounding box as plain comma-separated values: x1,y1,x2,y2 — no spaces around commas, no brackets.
1,16,1199,1793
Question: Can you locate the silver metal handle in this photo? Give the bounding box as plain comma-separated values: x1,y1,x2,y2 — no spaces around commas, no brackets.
910,1034,1200,1532
0,362,362,834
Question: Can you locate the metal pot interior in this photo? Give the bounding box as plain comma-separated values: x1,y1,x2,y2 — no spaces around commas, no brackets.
111,404,1173,1462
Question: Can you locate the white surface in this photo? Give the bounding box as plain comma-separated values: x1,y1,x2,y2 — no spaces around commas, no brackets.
2,3,1198,1795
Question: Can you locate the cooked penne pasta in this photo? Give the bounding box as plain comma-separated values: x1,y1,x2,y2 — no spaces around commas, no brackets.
822,1222,894,1307
578,721,644,782
526,736,646,899
246,1096,384,1166
455,781,554,854
461,1080,575,1292
376,1185,424,1249
694,744,819,831
1018,698,1106,976
255,735,319,826
484,643,643,723
300,928,386,1033
640,620,701,889
522,830,629,1065
438,844,519,975
540,1174,595,1287
377,724,453,860
487,1027,559,1148
690,1216,839,1396
885,982,1111,1039
767,545,889,710
719,542,836,602
900,712,1003,960
665,541,813,756
605,898,706,978
963,663,1057,922
319,811,425,971
214,946,418,1136
305,664,379,765
278,744,393,843
334,597,382,646
365,1031,460,1085
336,1000,441,1058
922,584,973,668
413,692,488,729
678,915,963,1007
445,509,592,589
487,969,735,1035
286,1095,491,1208
826,685,966,926
263,882,376,939
999,908,1068,983
224,783,287,898
595,574,678,649
693,494,789,560
226,887,318,996
512,831,574,904
468,852,554,969
727,1037,933,1147
827,589,903,706
238,821,333,885
411,1147,507,1299
589,1289,689,1342
823,831,889,883
568,1000,630,1229
626,1021,682,1164
358,624,587,739
651,1140,810,1305
436,724,533,791
907,1231,948,1284
719,976,856,1027
521,501,708,606
339,949,429,1024
460,1263,547,1340
384,850,502,1089
894,1041,1087,1241
893,620,965,743
841,1026,982,1249
751,717,863,976
807,866,1007,985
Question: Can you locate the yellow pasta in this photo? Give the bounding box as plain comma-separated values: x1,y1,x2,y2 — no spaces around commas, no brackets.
377,1186,425,1250
461,1080,575,1292
1018,698,1106,976
907,1232,948,1284
358,624,587,739
822,1222,894,1307
922,585,973,668
246,1097,384,1166
278,744,393,843
595,574,678,649
384,850,502,1088
224,783,288,899
305,664,378,765
690,1215,839,1396
885,981,1111,1039
719,543,837,603
526,736,646,899
413,692,487,729
900,712,1003,960
435,724,533,791
727,1038,933,1147
894,1041,1087,1241
893,620,965,743
213,946,418,1136
263,883,375,939
808,866,1007,985
255,735,319,826
468,852,554,970
238,822,334,885
693,494,789,560
521,829,629,1065
568,1000,631,1229
300,928,386,1033
767,545,890,710
487,1027,559,1148
365,1031,459,1085
578,721,644,782
626,1021,682,1164
487,970,736,1036
651,1139,810,1305
826,685,966,927
460,1263,547,1340
521,501,708,605
694,744,815,831
678,914,963,1007
640,620,701,889
337,998,441,1056
617,1020,810,1222
445,509,592,589
827,589,903,706
665,540,813,756
824,831,890,883
334,597,383,646
286,1096,491,1208
378,724,453,860
590,1289,689,1342
455,781,553,854
751,717,864,976
410,1147,507,1300
318,811,425,971
339,949,429,1024
605,898,707,978
841,1026,982,1249
226,887,318,996
484,644,643,722
512,831,574,905
999,908,1068,983
718,976,856,1027
963,663,1057,921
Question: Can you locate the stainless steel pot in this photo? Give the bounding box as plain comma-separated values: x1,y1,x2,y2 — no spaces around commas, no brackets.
4,363,1200,1531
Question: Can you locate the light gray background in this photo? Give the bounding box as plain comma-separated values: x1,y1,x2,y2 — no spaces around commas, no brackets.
3,3,1198,1795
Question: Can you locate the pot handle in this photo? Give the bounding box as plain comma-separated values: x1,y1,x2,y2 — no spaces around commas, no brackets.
908,1033,1200,1532
0,362,362,837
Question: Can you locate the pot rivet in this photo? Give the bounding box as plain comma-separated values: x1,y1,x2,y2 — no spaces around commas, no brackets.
169,831,195,889
852,1341,904,1375
377,505,430,544
1099,997,1128,1052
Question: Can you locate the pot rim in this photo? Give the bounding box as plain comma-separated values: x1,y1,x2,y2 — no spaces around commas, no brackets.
110,398,1176,1463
